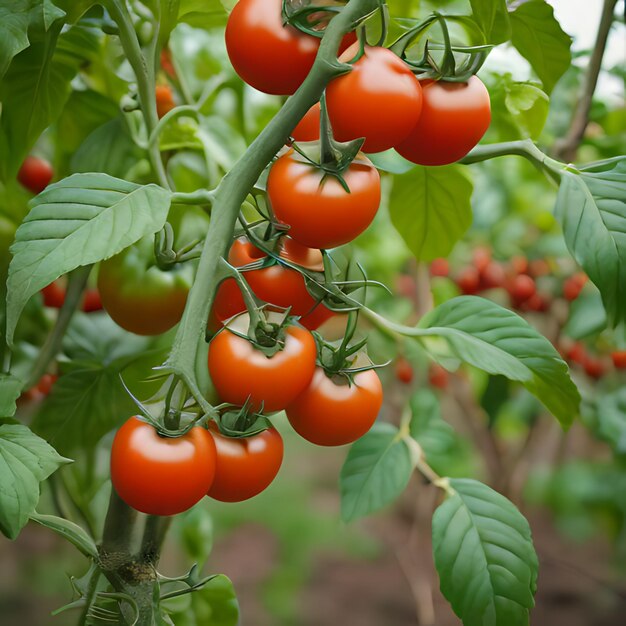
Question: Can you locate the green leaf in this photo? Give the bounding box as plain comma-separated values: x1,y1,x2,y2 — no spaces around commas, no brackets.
6,173,171,344
0,374,23,418
587,387,626,456
433,478,538,626
0,19,85,180
504,82,549,139
469,0,511,44
163,574,239,626
418,296,580,428
409,389,463,475
340,423,413,522
563,291,607,339
510,0,572,94
389,165,473,262
30,512,97,557
31,314,164,455
555,160,626,328
179,0,230,29
0,423,70,539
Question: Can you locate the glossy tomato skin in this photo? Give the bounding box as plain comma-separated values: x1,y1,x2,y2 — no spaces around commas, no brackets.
208,425,284,502
292,103,321,142
208,325,316,412
212,237,334,330
396,76,491,166
267,149,381,249
111,416,216,516
327,45,423,153
225,0,319,95
18,156,53,194
287,368,383,446
98,236,192,336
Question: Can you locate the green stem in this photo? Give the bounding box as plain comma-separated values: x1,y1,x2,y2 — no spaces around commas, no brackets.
78,566,102,625
107,0,169,189
140,515,172,564
25,266,91,390
165,0,379,381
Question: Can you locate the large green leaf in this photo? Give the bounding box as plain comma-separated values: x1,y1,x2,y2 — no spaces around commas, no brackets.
0,374,23,417
510,0,572,94
389,165,473,262
6,173,171,343
418,296,580,427
179,0,230,29
0,19,89,180
555,159,626,328
469,0,511,44
587,387,626,456
340,423,413,522
563,291,607,340
0,423,70,539
30,512,97,557
433,478,538,626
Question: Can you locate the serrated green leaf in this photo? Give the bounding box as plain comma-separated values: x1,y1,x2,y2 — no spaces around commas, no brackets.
340,423,413,522
555,160,626,328
0,423,70,539
389,165,473,262
0,374,23,418
6,173,171,344
510,0,572,94
30,512,97,557
433,478,538,626
470,0,511,44
418,296,580,427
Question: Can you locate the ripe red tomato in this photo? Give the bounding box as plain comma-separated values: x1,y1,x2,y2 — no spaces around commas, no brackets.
208,424,283,502
583,356,606,380
326,45,422,153
395,357,414,384
611,351,626,369
523,293,550,312
429,258,449,277
156,85,175,118
42,281,66,308
292,103,321,142
267,149,381,249
212,237,334,330
208,324,316,412
286,368,383,446
507,274,536,304
396,76,491,166
457,267,481,295
110,416,216,516
566,342,587,365
225,0,354,95
563,273,587,301
98,237,192,336
429,363,449,390
17,155,53,194
480,262,506,289
82,289,103,313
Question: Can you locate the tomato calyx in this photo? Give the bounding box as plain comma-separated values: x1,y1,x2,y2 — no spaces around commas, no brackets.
214,403,273,438
389,12,492,82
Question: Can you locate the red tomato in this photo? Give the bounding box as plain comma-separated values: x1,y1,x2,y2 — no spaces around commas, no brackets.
473,247,491,273
110,416,216,516
584,357,606,380
567,342,587,365
292,103,321,142
17,156,54,194
511,256,529,275
286,368,382,446
480,262,506,289
396,76,491,166
225,0,354,95
160,48,176,79
212,237,334,330
267,149,381,249
326,45,422,153
523,293,550,312
395,357,414,384
563,273,587,301
208,324,316,412
611,351,626,369
37,373,58,396
507,274,536,304
156,85,175,118
428,363,449,390
528,259,550,277
208,424,283,502
42,281,66,308
429,258,449,277
82,289,103,313
457,267,481,295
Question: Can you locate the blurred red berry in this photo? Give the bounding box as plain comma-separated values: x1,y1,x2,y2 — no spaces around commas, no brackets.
42,281,66,308
82,289,103,313
395,357,414,384
507,274,536,305
156,85,176,118
528,259,550,277
430,258,449,278
473,247,491,273
611,351,626,369
567,342,587,365
524,293,550,312
480,262,506,289
37,374,58,396
396,274,416,298
584,356,606,380
429,363,449,390
160,48,176,78
18,155,53,194
563,273,588,301
457,267,481,295
511,256,529,275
